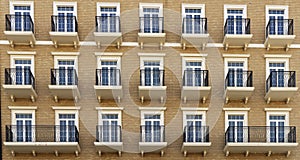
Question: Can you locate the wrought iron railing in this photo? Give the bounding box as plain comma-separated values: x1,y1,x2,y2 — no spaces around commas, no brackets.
225,126,296,144
139,17,164,33
266,71,296,92
182,17,208,34
140,69,165,86
183,70,209,87
140,125,165,142
50,68,78,85
5,68,35,89
95,69,121,86
95,16,120,32
51,15,78,32
225,70,253,88
183,126,209,143
224,18,250,35
5,14,34,32
6,125,79,142
96,125,122,142
266,19,293,38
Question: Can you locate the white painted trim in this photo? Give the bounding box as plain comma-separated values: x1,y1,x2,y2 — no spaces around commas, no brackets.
97,2,120,16
140,56,164,70
51,52,80,56
264,108,292,112
138,107,166,111
180,54,208,57
10,55,35,75
265,5,289,26
140,110,164,125
53,55,78,72
224,57,248,80
265,57,289,79
95,52,123,56
10,1,34,22
138,53,166,57
266,111,289,126
139,3,163,17
98,109,122,126
7,51,36,55
96,107,124,110
182,3,205,18
11,109,35,125
8,106,37,110
181,107,208,111
182,110,206,130
264,54,292,58
224,110,248,131
96,55,121,70
223,108,250,111
54,109,79,129
223,54,250,58
182,56,206,76
224,4,247,24
53,1,77,16
52,106,81,110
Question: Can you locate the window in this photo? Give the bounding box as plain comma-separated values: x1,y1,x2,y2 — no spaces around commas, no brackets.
224,57,248,87
96,2,120,32
266,109,290,143
266,6,288,35
141,110,164,142
182,110,207,142
182,57,206,87
9,1,34,31
139,3,163,33
224,5,247,34
53,2,77,32
265,57,289,87
97,55,121,86
10,55,35,85
140,55,164,86
54,55,78,85
225,110,248,143
97,109,122,142
182,4,205,34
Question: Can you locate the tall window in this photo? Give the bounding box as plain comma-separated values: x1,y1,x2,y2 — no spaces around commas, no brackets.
269,62,285,87
182,4,205,34
143,61,161,86
101,114,120,142
15,113,33,142
143,114,161,142
224,5,246,34
269,115,285,142
58,114,76,142
227,62,244,87
185,114,204,142
140,4,163,33
14,59,32,85
100,61,118,86
54,2,77,32
57,60,75,85
185,62,202,86
97,3,120,33
268,10,285,35
227,115,245,142
10,1,34,32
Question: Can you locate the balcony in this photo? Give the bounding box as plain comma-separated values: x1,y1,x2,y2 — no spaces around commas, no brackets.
49,15,79,48
139,125,167,157
224,70,254,104
181,126,211,157
4,125,81,157
181,70,211,103
4,14,36,47
181,18,209,50
2,68,37,102
265,19,295,51
94,125,123,156
138,69,166,103
265,71,298,104
94,16,122,49
224,126,298,157
48,69,80,102
138,17,166,50
94,69,122,103
223,18,252,50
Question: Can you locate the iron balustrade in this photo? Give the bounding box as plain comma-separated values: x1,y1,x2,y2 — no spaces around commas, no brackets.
224,18,250,36
51,15,78,32
5,68,35,90
182,18,208,34
95,16,120,32
225,126,296,144
140,125,165,142
140,69,165,86
183,70,209,87
6,125,79,143
139,17,164,33
225,70,253,88
96,125,122,142
183,126,209,143
266,19,294,38
266,71,296,93
50,68,78,85
5,14,34,33
95,69,121,86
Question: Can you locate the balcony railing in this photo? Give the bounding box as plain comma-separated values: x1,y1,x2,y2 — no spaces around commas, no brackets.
183,70,209,87
6,125,79,143
266,19,294,38
183,126,209,143
5,68,35,89
224,18,250,36
225,126,296,144
266,71,296,92
96,125,122,142
182,18,207,34
50,68,78,85
140,69,164,86
140,125,165,143
51,15,78,32
95,69,121,86
139,17,164,33
95,16,120,33
225,70,253,88
5,14,34,32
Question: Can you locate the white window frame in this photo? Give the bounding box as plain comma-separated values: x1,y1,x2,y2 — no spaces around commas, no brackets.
141,110,164,125
265,5,288,26
224,110,248,131
97,2,120,16
224,57,248,79
97,56,121,70
54,108,79,129
139,3,163,17
139,54,164,86
182,110,206,130
265,57,289,79
54,55,78,73
224,5,247,24
10,1,34,21
53,2,77,16
182,4,205,18
182,57,206,74
266,109,290,143
10,55,35,76
98,110,122,126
